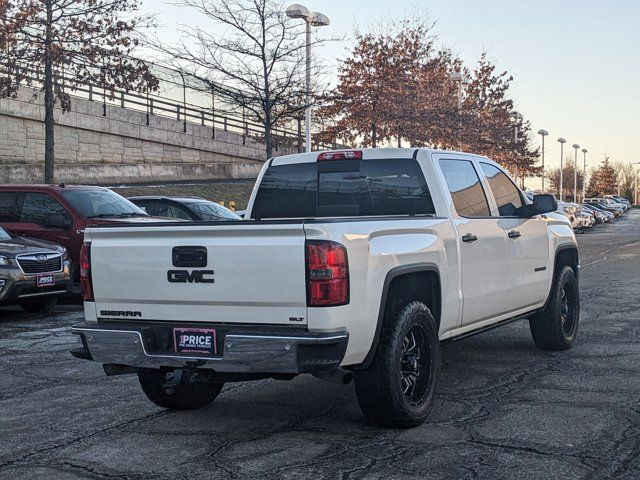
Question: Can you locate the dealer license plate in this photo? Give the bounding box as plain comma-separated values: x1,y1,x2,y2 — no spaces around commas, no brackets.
173,328,217,355
36,274,55,288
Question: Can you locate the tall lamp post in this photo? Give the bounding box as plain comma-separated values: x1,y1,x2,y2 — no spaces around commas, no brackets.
512,112,523,185
538,129,549,192
581,148,588,202
572,144,580,202
450,71,470,109
450,72,469,150
558,138,566,201
286,4,330,153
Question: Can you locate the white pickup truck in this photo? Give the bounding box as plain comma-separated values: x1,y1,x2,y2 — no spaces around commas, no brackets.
71,148,580,428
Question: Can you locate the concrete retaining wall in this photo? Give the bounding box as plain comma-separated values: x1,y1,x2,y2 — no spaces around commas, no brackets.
0,87,295,184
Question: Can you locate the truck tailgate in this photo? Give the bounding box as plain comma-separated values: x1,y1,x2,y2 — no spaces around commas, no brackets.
87,223,308,325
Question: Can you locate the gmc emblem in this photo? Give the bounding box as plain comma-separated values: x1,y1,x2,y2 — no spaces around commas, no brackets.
167,270,215,284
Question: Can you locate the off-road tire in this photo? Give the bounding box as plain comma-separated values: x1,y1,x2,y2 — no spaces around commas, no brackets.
529,266,579,351
19,297,57,313
354,301,440,428
137,369,224,410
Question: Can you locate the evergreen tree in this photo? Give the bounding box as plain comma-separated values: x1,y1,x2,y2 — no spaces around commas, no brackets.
588,157,618,196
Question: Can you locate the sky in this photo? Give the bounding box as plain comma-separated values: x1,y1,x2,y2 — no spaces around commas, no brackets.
141,0,640,180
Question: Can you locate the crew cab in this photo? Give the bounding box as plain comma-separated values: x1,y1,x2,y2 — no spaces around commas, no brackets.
71,148,580,428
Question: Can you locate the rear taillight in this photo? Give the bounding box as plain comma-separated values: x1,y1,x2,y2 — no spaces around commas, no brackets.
317,150,362,161
306,240,349,307
80,242,93,301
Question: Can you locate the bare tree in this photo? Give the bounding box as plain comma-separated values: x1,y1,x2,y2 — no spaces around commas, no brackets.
612,161,635,200
0,0,157,183
548,159,585,201
154,0,314,159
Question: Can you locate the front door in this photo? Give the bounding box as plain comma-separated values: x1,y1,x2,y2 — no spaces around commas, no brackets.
478,162,550,310
438,157,512,327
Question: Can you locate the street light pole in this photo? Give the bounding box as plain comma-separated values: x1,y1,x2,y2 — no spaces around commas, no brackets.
512,112,523,185
450,72,470,150
558,138,566,201
450,71,470,109
538,129,549,192
305,20,311,152
581,148,588,202
572,144,580,203
286,4,330,153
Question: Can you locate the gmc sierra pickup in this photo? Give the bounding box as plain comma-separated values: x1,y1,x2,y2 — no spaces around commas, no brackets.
71,148,579,428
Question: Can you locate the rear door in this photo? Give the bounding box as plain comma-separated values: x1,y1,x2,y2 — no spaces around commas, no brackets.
88,223,309,325
437,156,512,327
478,162,550,310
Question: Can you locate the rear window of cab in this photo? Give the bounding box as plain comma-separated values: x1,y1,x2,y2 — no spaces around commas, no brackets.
251,159,435,219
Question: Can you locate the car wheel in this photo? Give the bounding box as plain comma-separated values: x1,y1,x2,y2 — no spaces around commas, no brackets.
529,266,579,351
138,369,224,410
19,297,58,314
354,301,440,428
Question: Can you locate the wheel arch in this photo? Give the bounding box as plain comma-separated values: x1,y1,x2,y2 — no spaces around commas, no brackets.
542,243,579,310
357,263,441,369
553,243,579,279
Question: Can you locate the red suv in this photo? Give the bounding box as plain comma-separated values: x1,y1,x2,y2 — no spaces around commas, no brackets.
0,185,175,282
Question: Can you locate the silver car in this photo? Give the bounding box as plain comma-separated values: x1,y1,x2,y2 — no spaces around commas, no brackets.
0,227,72,313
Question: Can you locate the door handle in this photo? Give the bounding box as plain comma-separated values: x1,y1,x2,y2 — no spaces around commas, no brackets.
461,233,478,243
508,230,521,239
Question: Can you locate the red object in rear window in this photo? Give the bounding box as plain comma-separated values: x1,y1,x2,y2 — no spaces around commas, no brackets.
306,240,349,307
317,150,363,161
80,242,94,301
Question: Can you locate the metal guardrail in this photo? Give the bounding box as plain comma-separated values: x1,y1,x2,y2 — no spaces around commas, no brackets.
1,61,337,153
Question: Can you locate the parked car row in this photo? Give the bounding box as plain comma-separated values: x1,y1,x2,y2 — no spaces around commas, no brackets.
0,184,244,312
524,191,631,232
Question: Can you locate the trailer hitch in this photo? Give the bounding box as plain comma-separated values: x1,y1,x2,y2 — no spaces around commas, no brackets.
163,368,212,392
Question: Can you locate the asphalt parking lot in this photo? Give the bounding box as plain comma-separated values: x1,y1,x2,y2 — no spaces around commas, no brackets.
1,212,639,479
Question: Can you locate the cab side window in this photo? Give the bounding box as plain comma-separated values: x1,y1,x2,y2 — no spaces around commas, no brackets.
20,193,69,224
480,163,523,216
157,202,193,220
0,192,19,221
439,159,491,217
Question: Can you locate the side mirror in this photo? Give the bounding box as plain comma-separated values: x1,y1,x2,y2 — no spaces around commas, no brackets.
532,194,557,215
43,212,72,229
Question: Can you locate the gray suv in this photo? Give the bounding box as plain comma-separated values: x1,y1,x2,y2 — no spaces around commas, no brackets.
0,227,72,313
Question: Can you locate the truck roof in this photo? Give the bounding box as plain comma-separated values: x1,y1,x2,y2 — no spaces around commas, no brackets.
270,147,490,166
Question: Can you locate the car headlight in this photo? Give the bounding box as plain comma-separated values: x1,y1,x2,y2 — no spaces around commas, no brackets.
61,248,69,261
0,256,9,266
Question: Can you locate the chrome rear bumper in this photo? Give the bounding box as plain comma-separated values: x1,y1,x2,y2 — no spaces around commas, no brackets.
71,323,348,374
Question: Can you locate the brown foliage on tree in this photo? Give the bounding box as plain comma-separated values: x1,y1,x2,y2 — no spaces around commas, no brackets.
316,19,539,182
0,0,157,182
461,54,540,185
316,19,452,148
